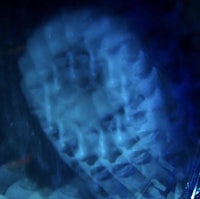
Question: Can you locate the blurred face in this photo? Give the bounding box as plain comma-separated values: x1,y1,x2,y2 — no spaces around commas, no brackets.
19,9,185,198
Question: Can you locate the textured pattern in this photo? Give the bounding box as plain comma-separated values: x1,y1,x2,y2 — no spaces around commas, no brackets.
18,9,190,198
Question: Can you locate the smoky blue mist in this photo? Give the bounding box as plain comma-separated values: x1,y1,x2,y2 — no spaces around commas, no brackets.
0,2,199,199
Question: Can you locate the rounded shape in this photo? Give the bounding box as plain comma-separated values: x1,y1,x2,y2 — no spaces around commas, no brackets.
18,8,190,198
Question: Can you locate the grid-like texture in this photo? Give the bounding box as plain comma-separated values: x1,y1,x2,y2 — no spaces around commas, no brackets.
19,10,189,198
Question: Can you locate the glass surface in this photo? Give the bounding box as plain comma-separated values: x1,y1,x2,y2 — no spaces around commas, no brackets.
0,1,199,198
